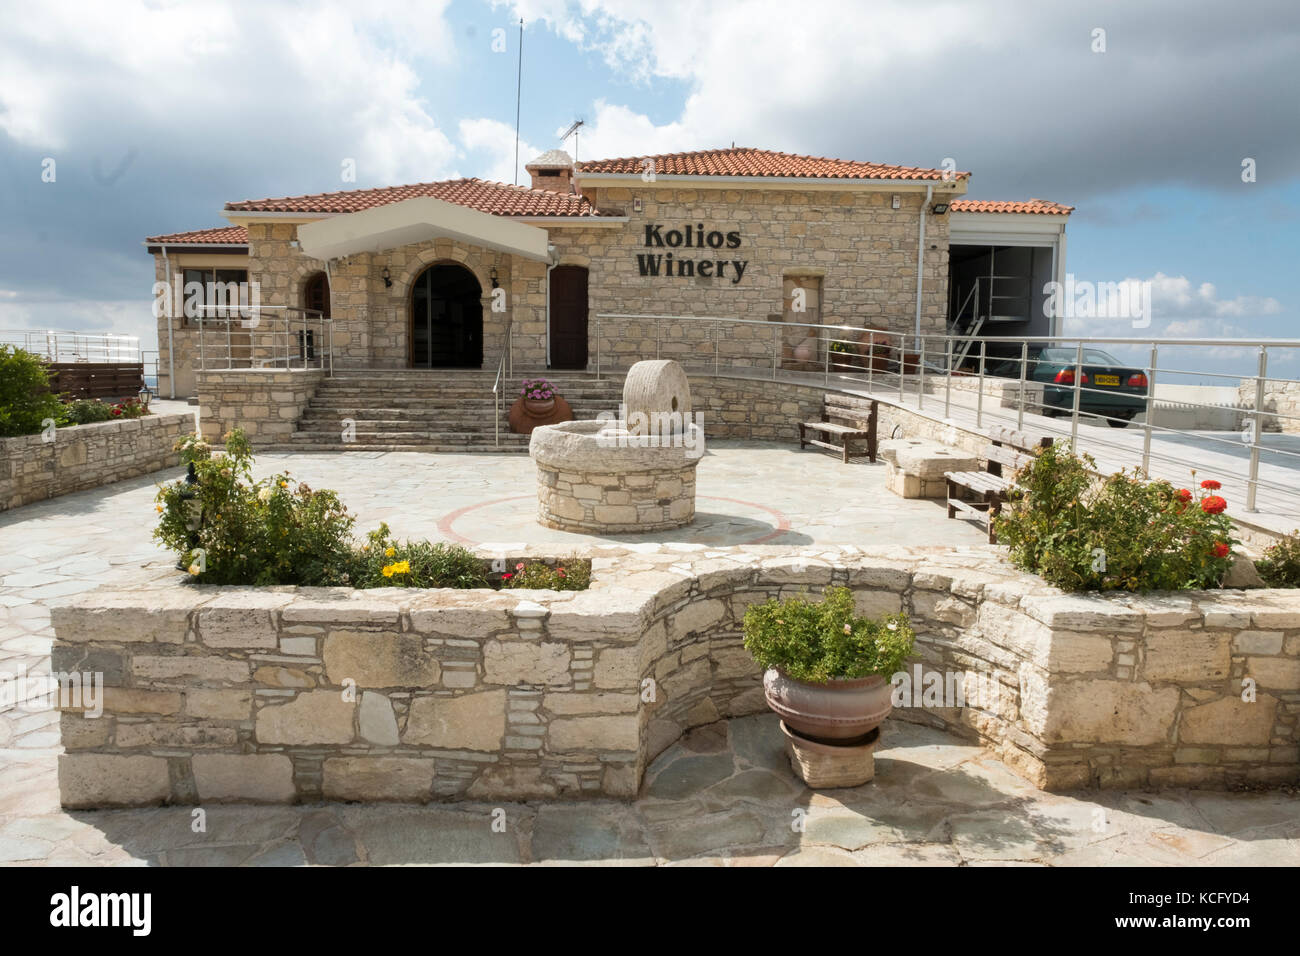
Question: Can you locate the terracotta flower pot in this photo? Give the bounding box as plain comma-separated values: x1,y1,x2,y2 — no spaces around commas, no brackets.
762,668,894,742
524,398,556,416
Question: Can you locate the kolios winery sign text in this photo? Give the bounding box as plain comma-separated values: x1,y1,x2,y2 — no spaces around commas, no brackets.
637,224,748,284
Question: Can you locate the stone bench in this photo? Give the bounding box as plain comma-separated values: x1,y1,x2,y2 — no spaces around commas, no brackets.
878,438,978,499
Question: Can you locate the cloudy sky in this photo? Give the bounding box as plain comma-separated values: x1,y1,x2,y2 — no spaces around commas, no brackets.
1,0,1297,377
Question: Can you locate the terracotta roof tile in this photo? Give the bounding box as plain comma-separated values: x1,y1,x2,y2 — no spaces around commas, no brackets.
145,225,249,245
950,198,1074,215
576,147,968,181
224,178,601,216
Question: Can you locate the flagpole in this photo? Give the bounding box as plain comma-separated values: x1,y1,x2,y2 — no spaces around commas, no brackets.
513,18,523,185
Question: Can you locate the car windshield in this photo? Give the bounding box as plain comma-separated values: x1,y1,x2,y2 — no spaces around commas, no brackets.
1037,348,1123,366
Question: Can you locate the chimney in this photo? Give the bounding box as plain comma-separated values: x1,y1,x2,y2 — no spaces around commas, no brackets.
524,149,575,193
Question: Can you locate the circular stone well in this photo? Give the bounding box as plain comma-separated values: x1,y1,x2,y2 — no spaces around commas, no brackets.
529,360,704,533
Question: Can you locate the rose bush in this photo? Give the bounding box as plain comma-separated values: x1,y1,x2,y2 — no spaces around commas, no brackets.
993,442,1236,592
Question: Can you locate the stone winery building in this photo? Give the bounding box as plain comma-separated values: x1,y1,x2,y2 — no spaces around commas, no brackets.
144,147,1073,399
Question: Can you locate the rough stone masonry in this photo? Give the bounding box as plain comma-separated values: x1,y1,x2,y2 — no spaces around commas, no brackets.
49,544,1300,807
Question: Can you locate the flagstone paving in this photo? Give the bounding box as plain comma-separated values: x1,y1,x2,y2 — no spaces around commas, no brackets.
1,716,1297,866
0,443,1296,866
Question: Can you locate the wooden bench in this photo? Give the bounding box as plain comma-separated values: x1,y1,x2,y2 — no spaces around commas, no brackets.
799,394,878,463
944,427,1052,542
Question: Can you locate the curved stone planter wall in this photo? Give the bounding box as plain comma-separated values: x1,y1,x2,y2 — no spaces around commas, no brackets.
0,412,193,512
50,545,1300,807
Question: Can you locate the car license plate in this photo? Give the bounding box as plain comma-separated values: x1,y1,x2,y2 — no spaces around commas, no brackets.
1095,374,1120,386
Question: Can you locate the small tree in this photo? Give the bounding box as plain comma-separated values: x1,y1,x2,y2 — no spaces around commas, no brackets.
0,346,64,437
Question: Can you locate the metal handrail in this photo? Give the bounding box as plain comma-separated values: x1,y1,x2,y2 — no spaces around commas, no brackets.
1,329,141,363
593,312,1300,515
491,317,515,447
192,305,331,373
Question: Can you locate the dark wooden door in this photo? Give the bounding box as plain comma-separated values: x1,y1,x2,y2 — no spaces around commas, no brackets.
410,264,482,368
549,265,588,370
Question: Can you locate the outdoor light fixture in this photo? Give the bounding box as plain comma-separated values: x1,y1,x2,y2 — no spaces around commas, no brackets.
381,267,392,287
931,202,950,215
490,267,499,289
137,384,151,409
891,194,901,209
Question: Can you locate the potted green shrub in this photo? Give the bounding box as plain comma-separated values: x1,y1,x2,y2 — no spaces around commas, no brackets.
743,586,914,742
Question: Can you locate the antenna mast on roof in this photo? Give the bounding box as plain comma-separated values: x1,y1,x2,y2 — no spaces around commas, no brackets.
560,119,585,165
513,19,524,186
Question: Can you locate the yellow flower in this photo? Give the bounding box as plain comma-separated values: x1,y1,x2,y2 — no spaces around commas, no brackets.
385,547,395,557
187,564,200,576
156,504,163,513
279,480,288,489
381,560,411,578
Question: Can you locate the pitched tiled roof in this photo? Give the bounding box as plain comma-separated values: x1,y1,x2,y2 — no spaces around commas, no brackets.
950,198,1074,215
224,178,602,216
145,226,249,244
576,147,968,181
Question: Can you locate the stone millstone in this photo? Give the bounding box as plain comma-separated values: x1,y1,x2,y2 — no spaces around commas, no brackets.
781,721,879,789
623,360,692,435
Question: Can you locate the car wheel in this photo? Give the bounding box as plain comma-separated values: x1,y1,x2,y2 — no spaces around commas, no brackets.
1107,418,1130,428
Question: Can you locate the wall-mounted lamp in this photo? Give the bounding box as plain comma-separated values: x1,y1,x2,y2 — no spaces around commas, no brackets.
891,194,901,210
381,267,392,288
490,267,499,289
931,202,950,215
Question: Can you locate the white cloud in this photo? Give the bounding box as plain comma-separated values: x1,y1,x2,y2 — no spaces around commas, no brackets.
458,118,540,185
0,0,462,185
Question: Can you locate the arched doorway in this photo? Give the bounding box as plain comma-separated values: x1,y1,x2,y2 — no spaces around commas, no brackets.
410,263,483,368
303,272,330,318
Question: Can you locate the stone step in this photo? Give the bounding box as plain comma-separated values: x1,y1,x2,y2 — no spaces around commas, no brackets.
266,442,532,453
294,428,513,441
300,401,619,416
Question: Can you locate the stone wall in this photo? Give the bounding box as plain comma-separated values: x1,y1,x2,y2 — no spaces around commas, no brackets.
51,545,1300,806
1236,379,1300,434
156,184,948,393
0,412,192,512
196,369,324,445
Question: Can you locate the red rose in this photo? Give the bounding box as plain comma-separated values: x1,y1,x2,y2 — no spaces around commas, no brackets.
1201,495,1227,515
1176,489,1192,502
1212,542,1230,558
502,572,513,580
1201,479,1222,490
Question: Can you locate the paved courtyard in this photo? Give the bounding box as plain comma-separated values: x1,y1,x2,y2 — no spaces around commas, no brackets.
1,440,1297,866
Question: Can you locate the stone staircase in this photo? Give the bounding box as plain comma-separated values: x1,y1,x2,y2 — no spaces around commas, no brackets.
279,369,626,452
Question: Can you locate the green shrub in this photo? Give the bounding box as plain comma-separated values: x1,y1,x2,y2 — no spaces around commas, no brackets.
0,346,64,437
993,442,1236,592
349,523,488,589
154,429,357,586
173,432,214,466
1256,532,1300,588
742,585,914,682
154,433,592,591
501,558,590,590
62,399,114,425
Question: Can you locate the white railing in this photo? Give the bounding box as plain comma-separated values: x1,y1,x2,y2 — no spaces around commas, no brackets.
0,329,141,363
191,306,332,374
593,312,1300,517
